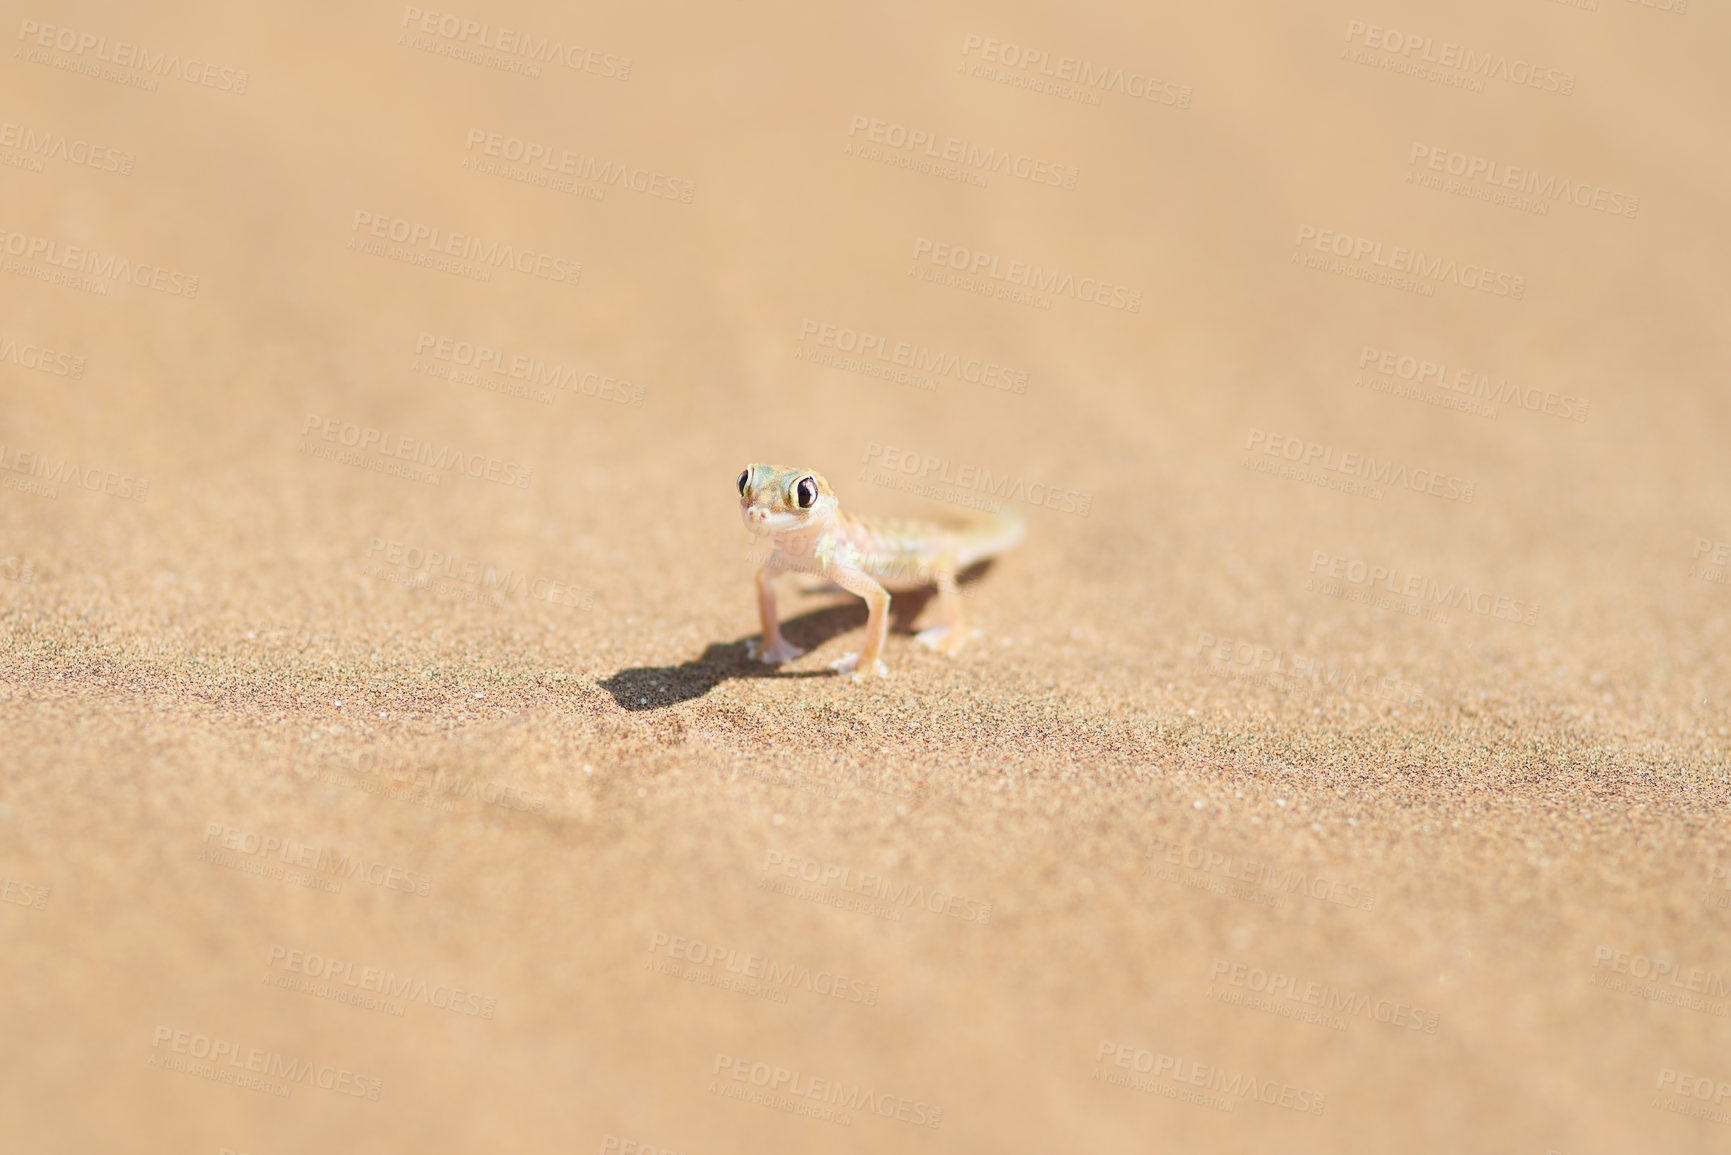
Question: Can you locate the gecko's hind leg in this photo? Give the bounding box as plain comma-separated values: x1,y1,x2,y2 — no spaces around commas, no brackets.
916,565,976,655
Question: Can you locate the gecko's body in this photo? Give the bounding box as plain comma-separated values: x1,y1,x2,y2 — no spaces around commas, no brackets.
738,463,1023,679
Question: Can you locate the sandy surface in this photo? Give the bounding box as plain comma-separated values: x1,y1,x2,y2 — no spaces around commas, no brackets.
4,1,1730,1151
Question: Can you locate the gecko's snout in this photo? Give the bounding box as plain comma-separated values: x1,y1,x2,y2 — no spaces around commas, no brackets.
739,504,775,535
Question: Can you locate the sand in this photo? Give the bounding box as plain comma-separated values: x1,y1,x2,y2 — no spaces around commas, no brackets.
3,1,1729,1151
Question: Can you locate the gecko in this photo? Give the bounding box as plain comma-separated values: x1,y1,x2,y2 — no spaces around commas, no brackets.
737,463,1024,679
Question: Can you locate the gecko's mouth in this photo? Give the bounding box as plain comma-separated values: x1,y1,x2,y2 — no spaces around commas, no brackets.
743,505,827,539
741,507,800,536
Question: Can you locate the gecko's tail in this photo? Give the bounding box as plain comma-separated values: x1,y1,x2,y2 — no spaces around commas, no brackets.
956,509,1026,570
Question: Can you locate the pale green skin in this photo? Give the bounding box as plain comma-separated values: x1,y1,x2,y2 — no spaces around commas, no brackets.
737,464,1023,679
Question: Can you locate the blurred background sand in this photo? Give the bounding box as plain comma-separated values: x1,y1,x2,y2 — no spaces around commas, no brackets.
3,1,1729,1151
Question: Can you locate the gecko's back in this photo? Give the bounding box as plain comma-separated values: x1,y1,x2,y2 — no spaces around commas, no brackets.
836,508,1025,584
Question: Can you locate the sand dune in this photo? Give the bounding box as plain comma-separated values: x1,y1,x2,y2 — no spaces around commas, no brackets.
3,2,1729,1151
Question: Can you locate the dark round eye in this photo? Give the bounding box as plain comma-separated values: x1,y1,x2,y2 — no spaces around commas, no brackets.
795,476,817,508
737,470,749,495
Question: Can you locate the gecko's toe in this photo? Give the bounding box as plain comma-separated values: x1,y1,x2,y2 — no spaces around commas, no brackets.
748,638,804,664
829,653,890,680
916,626,977,655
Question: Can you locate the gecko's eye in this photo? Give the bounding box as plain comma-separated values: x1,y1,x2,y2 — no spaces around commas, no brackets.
737,470,749,496
795,476,818,509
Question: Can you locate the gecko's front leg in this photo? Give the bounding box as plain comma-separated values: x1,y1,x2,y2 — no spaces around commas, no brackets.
825,564,890,680
747,563,804,664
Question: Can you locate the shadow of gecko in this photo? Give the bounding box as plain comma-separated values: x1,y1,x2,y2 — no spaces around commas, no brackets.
599,576,976,711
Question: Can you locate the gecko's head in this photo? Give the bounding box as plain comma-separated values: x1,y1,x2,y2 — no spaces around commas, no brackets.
737,464,837,537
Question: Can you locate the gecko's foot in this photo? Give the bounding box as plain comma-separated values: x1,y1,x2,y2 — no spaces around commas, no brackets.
916,625,979,655
747,637,804,664
830,652,890,680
